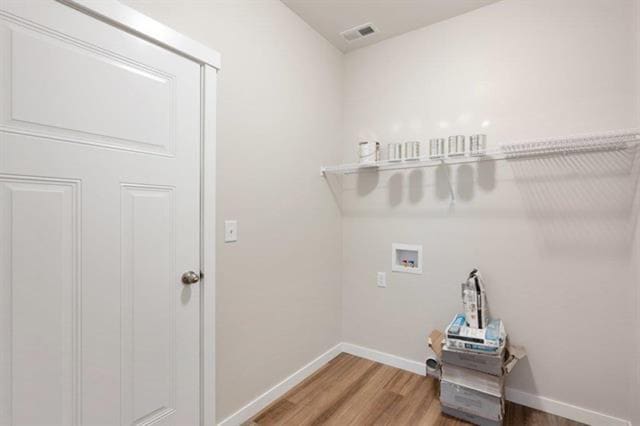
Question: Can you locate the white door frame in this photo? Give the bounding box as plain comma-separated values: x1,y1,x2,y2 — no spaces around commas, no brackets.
56,1,220,424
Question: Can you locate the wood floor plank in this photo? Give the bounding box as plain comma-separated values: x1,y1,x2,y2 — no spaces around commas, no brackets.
309,362,383,425
251,399,297,425
286,353,359,404
326,364,402,425
383,369,418,397
250,354,585,426
382,374,438,425
283,355,377,425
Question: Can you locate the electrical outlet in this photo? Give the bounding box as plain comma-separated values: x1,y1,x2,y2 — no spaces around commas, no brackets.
224,220,238,242
377,272,386,288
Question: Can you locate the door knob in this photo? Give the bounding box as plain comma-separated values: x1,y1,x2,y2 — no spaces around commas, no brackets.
181,271,201,285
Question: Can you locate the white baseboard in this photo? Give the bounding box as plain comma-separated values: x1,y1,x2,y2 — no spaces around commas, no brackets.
218,342,631,426
505,387,630,426
340,342,426,376
217,343,342,426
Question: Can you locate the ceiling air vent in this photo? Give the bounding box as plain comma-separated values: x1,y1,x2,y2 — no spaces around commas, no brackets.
340,23,378,43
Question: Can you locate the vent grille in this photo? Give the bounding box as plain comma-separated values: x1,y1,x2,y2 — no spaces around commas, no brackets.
340,23,377,43
358,26,375,36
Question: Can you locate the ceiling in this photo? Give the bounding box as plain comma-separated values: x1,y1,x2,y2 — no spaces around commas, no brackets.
281,0,502,53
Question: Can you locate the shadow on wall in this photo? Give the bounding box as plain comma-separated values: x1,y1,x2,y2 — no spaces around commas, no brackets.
388,173,402,207
336,147,640,260
508,147,640,259
434,161,498,205
357,170,379,196
351,158,499,210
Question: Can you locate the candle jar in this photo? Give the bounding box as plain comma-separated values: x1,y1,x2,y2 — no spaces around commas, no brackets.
358,141,380,164
429,138,445,159
404,141,421,160
448,135,466,157
470,134,487,156
387,143,403,162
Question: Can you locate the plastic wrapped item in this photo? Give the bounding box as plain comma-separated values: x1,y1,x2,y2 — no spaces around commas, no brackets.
442,344,525,376
462,269,488,329
440,380,503,422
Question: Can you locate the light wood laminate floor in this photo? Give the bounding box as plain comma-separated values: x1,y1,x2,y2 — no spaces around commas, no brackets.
248,353,584,426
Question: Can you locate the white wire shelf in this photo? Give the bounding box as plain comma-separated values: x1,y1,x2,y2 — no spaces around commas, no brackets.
321,130,640,176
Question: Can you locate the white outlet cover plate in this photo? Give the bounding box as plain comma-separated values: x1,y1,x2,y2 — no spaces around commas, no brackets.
377,272,387,288
225,220,238,242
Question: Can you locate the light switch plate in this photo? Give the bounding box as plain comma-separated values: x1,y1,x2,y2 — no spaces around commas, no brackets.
377,272,386,288
225,220,238,242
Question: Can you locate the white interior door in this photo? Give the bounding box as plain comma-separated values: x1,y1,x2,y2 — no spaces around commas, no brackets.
0,2,202,425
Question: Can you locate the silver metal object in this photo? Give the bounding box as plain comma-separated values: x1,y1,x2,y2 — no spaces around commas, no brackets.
404,141,421,160
358,141,380,165
448,135,466,157
429,138,445,158
470,134,487,156
181,270,200,285
387,143,402,162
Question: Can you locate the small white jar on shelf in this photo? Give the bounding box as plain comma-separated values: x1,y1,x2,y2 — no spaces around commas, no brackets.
448,135,466,156
470,134,487,156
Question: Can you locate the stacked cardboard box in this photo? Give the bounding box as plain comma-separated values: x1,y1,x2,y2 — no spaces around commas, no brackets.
428,329,526,426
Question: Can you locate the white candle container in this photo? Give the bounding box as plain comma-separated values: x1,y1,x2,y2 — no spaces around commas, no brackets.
358,141,380,165
429,138,445,158
404,141,421,160
448,135,466,157
387,143,403,162
470,134,487,156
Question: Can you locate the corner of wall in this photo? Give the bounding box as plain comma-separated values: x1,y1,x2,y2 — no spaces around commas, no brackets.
636,0,640,128
634,4,640,425
632,183,640,426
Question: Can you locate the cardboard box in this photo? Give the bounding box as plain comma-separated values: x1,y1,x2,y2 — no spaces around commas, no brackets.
440,369,504,421
427,328,526,424
440,363,504,421
442,364,504,397
442,344,525,377
441,404,502,426
428,330,444,358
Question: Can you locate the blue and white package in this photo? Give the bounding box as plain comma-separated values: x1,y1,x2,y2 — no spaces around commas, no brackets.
445,314,506,353
447,314,466,335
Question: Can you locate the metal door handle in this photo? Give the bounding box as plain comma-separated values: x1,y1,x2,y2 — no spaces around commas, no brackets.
181,271,200,285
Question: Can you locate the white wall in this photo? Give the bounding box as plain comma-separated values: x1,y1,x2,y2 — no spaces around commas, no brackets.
634,2,640,425
633,182,640,426
122,0,639,423
123,0,344,422
342,0,639,421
